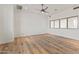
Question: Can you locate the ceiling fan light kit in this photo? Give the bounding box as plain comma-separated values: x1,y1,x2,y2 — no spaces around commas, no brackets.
41,11,44,13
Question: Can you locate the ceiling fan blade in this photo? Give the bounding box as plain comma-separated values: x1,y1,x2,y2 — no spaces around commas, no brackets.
44,7,48,10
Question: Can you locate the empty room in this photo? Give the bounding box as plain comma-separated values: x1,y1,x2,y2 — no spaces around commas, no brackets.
0,4,79,54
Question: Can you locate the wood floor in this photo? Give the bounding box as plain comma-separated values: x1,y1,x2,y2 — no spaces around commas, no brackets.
0,33,79,54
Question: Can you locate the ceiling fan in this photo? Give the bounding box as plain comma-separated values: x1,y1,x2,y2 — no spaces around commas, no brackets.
40,4,48,13
16,4,51,18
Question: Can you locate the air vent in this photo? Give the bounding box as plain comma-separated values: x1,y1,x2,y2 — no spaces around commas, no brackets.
16,5,22,10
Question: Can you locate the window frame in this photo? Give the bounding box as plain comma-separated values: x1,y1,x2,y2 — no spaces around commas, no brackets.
50,20,55,29
54,19,60,29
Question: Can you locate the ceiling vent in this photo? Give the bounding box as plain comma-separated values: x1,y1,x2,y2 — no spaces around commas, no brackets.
16,5,23,10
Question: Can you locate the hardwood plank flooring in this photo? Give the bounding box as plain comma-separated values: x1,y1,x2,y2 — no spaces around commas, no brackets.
0,33,79,54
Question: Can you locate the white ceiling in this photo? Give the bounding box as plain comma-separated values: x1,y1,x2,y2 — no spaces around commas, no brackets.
19,4,79,16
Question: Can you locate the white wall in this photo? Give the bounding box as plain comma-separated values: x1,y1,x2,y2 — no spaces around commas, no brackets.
0,5,14,44
14,10,48,37
49,8,79,40
14,6,79,40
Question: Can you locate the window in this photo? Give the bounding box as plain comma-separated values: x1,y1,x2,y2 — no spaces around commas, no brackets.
50,20,54,28
54,20,59,28
60,19,67,28
50,16,78,29
68,17,78,28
